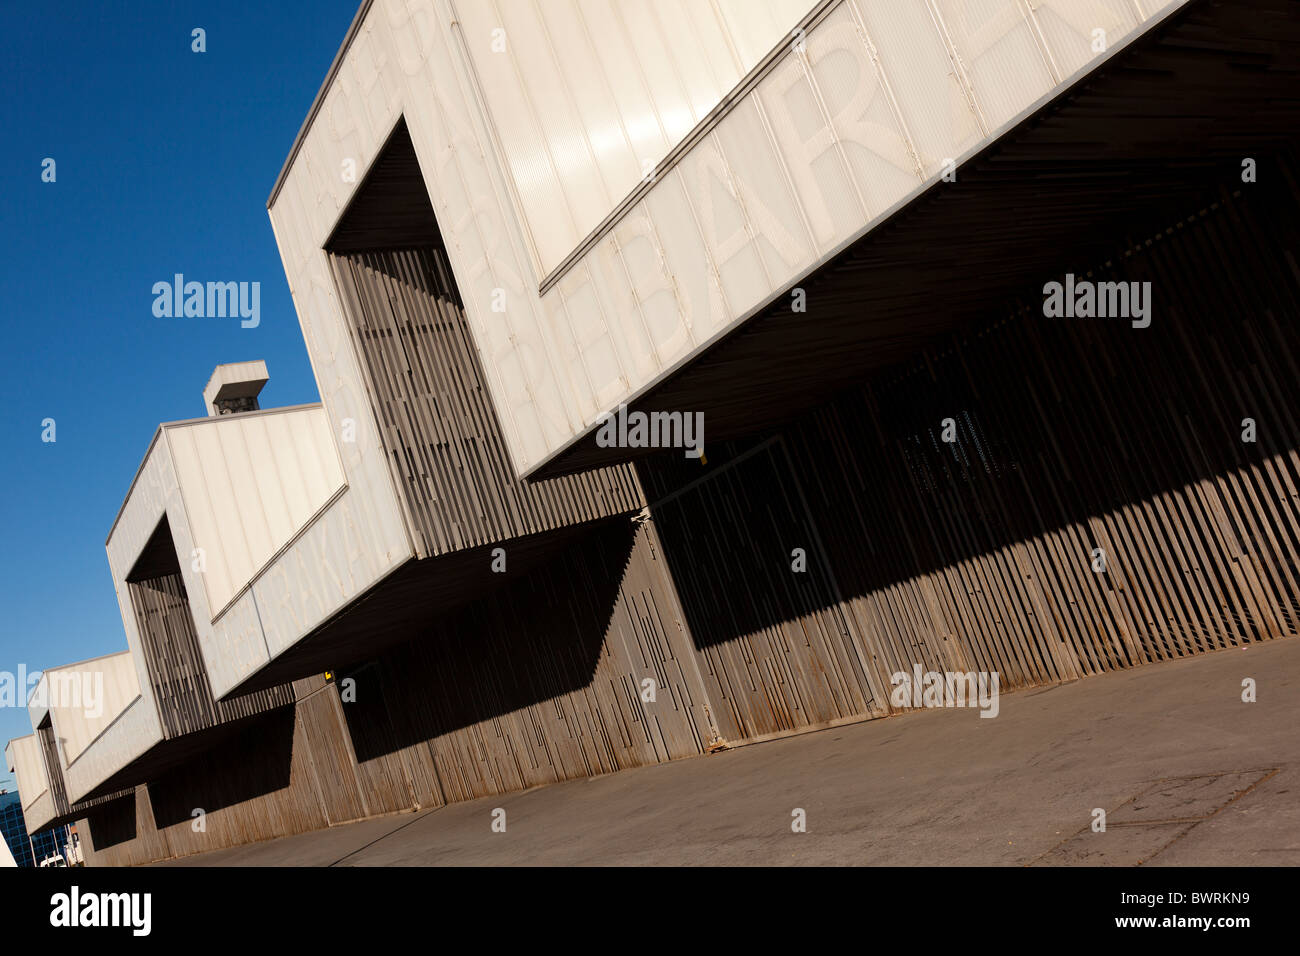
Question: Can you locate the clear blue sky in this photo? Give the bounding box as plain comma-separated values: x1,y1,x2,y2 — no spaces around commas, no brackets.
0,0,361,783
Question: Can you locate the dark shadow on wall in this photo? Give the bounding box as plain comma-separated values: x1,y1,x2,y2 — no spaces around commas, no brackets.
146,707,296,830
338,518,639,762
539,0,1300,479
637,172,1300,683
82,793,137,851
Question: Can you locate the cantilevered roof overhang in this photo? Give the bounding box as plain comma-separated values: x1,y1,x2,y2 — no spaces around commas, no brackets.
270,0,1219,482
226,517,629,696
533,0,1300,476
23,652,141,823
58,402,359,803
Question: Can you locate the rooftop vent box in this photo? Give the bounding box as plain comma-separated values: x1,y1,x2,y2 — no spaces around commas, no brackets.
203,361,268,417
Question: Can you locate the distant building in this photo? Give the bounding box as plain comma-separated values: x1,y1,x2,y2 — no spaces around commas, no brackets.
0,789,61,868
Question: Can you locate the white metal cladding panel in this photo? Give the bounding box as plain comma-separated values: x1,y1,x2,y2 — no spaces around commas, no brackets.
852,1,987,171
41,653,140,766
716,0,818,66
451,0,818,278
931,0,1060,130
202,589,268,700
241,4,415,697
113,431,265,717
270,0,1182,479
63,697,161,805
641,168,730,342
23,791,55,834
405,0,584,464
788,3,923,222
510,0,1180,474
250,489,406,662
164,407,346,619
6,736,48,812
1030,0,1143,79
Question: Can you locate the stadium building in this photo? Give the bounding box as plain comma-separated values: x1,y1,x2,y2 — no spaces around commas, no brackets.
7,0,1300,864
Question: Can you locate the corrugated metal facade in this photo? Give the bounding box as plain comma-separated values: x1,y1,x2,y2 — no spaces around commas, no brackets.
268,0,1189,479
324,121,643,557
636,173,1300,734
26,719,131,831
344,518,712,800
36,725,68,814
80,519,706,865
81,165,1300,865
451,0,814,278
35,653,140,766
127,566,294,740
165,406,346,617
16,0,1296,865
80,688,340,866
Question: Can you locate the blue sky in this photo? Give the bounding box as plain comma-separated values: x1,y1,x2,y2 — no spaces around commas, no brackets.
0,0,360,783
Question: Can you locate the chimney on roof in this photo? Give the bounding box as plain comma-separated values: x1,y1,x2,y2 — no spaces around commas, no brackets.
203,361,269,417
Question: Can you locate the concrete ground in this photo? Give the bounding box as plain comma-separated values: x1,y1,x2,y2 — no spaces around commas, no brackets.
159,637,1300,866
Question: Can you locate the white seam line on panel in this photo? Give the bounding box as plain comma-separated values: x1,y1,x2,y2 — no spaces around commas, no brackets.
555,280,603,420
608,0,676,190
233,414,277,578
672,164,736,354
706,0,749,77
249,582,272,669
713,127,776,292
170,426,235,627
444,0,546,283
637,173,698,353
645,0,705,131
533,0,617,210
488,0,585,254
581,258,634,395
440,6,557,459
751,90,823,267
1018,0,1064,84
571,0,649,193
610,210,667,374
582,231,648,408
267,414,304,536
678,0,736,112
845,0,926,180
794,25,872,223
925,0,992,140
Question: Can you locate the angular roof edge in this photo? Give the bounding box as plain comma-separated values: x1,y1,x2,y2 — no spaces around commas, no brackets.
267,0,375,209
